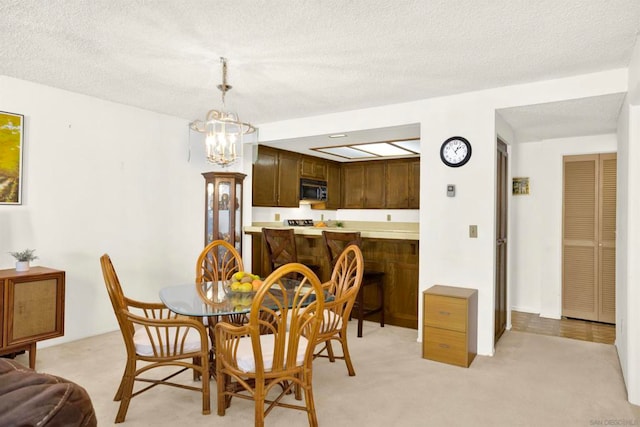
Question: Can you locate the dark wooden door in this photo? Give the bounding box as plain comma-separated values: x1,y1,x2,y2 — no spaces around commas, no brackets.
326,162,341,209
495,139,508,344
409,159,420,209
363,161,385,208
386,160,410,208
341,163,365,208
277,150,300,207
252,146,278,206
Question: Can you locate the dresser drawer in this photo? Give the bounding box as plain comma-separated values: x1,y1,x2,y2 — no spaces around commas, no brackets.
422,327,469,367
423,294,467,332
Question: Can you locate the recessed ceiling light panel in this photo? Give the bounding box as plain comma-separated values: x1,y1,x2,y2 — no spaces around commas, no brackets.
351,142,412,156
316,146,373,158
392,139,420,154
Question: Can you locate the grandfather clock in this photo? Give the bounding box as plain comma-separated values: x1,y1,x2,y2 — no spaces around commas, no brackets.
202,172,246,255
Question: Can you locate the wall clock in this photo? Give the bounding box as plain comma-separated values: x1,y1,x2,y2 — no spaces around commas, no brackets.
440,136,472,167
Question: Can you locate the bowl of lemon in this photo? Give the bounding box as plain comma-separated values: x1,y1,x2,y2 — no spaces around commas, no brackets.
227,271,262,293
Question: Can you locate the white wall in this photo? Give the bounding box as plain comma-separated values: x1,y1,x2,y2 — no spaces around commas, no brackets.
0,76,253,346
626,103,640,404
616,37,640,405
510,134,617,318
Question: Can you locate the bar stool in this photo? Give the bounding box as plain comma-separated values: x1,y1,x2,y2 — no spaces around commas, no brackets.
322,230,384,337
261,228,321,277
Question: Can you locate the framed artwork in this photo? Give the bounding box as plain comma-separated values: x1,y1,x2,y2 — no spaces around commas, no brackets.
0,111,24,204
512,177,530,195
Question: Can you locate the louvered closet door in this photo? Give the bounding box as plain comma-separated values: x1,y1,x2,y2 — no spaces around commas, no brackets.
562,153,616,324
598,154,616,323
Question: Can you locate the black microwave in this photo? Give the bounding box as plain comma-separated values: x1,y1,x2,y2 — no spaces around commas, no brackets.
300,178,327,202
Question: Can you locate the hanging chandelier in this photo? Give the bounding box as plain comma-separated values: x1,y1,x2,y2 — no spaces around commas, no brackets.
190,57,256,166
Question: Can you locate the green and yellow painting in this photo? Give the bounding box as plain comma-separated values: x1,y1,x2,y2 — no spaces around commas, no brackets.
0,111,23,204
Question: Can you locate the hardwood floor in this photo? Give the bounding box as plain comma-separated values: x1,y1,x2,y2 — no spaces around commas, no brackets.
511,311,616,345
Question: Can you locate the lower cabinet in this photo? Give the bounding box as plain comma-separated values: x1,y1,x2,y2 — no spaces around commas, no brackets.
248,232,419,329
422,285,477,367
0,267,65,369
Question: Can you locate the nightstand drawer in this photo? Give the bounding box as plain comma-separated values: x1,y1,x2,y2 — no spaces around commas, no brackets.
422,327,468,367
423,294,467,332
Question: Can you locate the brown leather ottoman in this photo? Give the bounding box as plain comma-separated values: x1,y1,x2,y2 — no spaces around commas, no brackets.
0,359,97,426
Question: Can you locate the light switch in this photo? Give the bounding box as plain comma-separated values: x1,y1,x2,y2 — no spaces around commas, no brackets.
275,213,280,221
469,225,478,238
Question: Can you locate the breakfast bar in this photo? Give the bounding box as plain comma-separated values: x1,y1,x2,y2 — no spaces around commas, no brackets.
244,221,419,329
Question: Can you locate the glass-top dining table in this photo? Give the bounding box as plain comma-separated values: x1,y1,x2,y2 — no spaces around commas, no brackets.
159,279,332,318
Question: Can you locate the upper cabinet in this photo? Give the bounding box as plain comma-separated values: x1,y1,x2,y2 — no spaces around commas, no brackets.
386,159,421,209
344,158,419,209
300,155,327,180
341,161,385,209
252,145,419,210
325,162,341,210
252,146,300,207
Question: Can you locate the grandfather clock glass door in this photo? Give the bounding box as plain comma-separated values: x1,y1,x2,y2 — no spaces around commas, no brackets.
203,172,246,254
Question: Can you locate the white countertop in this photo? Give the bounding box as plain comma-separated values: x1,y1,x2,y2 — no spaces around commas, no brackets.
243,221,419,241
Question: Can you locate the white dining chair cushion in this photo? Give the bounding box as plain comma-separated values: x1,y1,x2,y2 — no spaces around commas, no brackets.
134,326,208,357
235,334,309,373
320,309,343,331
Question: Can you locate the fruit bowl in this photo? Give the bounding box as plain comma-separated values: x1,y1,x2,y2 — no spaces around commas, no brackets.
226,271,263,293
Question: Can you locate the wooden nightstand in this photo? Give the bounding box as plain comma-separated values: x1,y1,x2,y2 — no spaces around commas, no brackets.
422,285,477,367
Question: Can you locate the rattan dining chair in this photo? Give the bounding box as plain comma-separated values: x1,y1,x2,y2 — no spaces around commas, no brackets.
322,230,385,337
214,263,325,427
100,254,211,423
195,240,246,338
195,239,244,285
314,244,364,376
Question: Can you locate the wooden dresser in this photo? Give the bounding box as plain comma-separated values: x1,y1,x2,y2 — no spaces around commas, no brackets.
0,267,65,369
422,285,477,367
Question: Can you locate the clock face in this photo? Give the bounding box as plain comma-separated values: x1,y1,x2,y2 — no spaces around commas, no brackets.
440,137,471,167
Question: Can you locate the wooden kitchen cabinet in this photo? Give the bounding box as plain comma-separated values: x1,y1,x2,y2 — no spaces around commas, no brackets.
300,155,327,180
423,285,477,367
341,161,385,208
386,159,421,209
364,161,385,208
0,267,65,369
325,161,341,209
409,159,420,209
246,230,419,329
252,146,300,207
341,163,365,208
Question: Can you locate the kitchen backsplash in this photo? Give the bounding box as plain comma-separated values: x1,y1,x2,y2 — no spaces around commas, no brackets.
251,206,419,223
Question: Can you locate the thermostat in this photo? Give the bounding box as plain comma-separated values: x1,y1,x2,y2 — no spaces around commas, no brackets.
447,184,456,197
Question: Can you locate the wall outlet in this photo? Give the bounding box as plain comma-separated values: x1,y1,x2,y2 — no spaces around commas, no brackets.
321,214,324,221
387,214,391,221
469,225,478,238
275,213,280,221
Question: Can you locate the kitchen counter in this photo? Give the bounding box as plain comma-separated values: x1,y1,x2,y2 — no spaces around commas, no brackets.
243,221,419,240
245,220,420,330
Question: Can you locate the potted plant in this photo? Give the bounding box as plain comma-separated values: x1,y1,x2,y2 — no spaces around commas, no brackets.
9,249,38,272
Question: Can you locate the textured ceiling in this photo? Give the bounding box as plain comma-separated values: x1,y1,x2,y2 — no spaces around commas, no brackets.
1,0,639,145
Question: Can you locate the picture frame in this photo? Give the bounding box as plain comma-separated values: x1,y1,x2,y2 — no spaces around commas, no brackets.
512,177,530,196
0,111,24,205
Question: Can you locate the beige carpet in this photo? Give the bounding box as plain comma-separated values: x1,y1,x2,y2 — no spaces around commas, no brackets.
13,322,640,426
